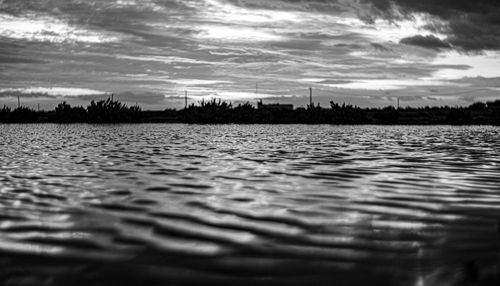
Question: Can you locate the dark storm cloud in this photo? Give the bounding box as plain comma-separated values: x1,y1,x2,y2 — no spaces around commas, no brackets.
400,35,451,50
361,0,496,18
226,0,500,51
359,0,500,51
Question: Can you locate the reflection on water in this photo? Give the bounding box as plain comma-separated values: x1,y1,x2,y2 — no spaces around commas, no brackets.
0,124,499,285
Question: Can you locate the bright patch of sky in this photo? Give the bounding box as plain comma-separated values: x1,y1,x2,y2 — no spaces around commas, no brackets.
197,25,285,42
431,51,500,80
0,87,107,96
0,14,118,43
199,91,285,101
166,79,233,86
325,79,467,90
115,55,214,65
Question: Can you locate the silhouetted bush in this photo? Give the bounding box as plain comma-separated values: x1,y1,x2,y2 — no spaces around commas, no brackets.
469,102,487,111
447,108,472,125
0,106,11,122
330,102,367,124
53,102,87,123
9,107,38,123
374,106,399,124
183,99,234,123
86,98,142,123
490,106,500,125
233,102,256,123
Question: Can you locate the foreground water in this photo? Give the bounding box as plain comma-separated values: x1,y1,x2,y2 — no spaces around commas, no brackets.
0,124,499,286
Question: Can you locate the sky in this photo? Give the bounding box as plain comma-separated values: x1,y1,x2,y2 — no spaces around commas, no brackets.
1,0,500,110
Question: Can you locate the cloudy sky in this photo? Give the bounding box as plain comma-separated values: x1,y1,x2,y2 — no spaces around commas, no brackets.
1,0,500,109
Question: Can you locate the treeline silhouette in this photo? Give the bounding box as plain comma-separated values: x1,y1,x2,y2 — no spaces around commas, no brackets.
1,98,142,123
1,97,500,125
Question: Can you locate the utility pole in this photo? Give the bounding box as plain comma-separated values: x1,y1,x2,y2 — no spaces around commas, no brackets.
17,96,20,108
184,90,188,109
37,103,40,112
309,87,313,107
111,93,114,101
255,83,259,105
397,97,400,110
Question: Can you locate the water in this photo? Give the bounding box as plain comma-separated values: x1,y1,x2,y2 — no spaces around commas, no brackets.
0,124,499,286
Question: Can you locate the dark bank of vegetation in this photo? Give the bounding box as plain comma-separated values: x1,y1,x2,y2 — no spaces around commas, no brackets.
1,98,142,123
1,97,500,125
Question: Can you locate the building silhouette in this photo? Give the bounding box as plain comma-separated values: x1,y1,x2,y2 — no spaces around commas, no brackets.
257,99,293,111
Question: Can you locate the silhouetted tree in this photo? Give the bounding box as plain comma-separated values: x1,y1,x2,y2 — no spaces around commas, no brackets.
447,108,472,125
86,98,142,123
374,106,399,124
53,101,86,123
0,105,11,122
469,102,487,111
233,102,256,123
10,106,38,123
330,101,367,124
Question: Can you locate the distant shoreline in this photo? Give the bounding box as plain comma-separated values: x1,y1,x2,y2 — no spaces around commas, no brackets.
1,98,499,125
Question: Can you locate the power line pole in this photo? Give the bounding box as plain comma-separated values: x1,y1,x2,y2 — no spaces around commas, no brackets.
185,90,188,109
17,96,20,108
397,97,400,110
309,87,313,107
255,83,259,105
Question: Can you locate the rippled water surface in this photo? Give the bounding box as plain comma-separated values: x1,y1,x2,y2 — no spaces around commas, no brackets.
1,124,499,286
